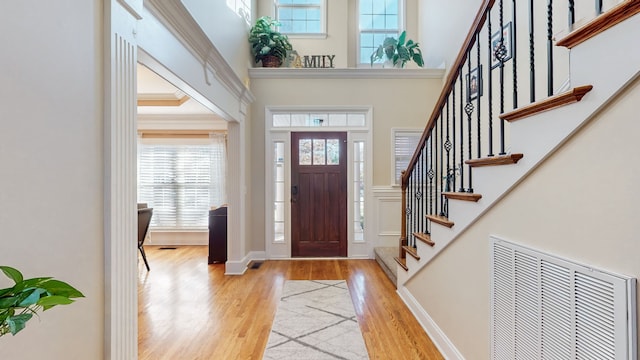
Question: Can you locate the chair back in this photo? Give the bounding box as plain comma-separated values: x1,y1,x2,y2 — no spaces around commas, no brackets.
138,208,153,247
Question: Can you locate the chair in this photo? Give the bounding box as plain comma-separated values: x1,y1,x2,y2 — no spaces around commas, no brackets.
138,208,153,271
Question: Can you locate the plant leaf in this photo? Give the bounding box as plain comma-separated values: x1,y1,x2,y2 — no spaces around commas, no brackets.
37,295,74,309
18,288,45,307
40,280,84,298
398,31,407,47
0,266,23,284
412,48,424,67
7,313,33,335
0,296,19,309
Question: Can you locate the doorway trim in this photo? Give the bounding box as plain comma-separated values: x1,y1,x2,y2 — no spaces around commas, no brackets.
264,106,373,259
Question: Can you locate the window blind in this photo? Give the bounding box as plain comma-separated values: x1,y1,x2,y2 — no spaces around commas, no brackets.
138,137,226,230
394,130,421,185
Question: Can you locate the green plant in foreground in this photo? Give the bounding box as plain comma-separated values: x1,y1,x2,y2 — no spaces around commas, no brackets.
0,266,84,337
248,16,293,65
370,31,424,68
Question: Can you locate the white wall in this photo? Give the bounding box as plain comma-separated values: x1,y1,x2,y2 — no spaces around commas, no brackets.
406,75,640,359
0,1,104,358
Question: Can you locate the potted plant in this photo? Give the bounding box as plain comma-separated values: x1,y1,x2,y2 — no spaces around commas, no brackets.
0,266,84,337
248,16,293,68
370,31,424,68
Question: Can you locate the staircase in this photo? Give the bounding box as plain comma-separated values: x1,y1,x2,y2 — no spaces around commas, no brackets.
384,0,640,291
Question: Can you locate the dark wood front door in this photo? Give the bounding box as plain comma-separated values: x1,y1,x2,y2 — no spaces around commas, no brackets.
291,132,347,257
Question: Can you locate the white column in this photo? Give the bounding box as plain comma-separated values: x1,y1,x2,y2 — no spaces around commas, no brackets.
105,1,140,359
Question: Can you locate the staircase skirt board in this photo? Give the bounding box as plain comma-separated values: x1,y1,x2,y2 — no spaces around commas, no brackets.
500,85,593,122
465,153,524,167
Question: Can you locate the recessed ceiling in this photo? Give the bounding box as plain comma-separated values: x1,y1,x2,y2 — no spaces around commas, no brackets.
137,64,217,116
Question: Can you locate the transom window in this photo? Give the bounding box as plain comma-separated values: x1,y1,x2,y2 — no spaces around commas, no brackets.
276,0,324,34
359,0,401,64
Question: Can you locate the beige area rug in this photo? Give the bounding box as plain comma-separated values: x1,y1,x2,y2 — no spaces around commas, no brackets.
263,280,370,360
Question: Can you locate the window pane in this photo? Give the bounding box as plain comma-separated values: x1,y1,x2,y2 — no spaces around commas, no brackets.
328,113,347,126
310,113,328,126
273,114,291,127
312,139,326,165
292,113,308,127
299,139,312,165
347,114,366,127
327,139,340,165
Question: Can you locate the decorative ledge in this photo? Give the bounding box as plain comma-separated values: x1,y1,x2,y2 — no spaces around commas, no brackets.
442,192,482,202
556,0,640,49
466,154,524,167
500,86,593,122
426,215,454,228
248,67,445,80
413,232,435,247
402,246,420,260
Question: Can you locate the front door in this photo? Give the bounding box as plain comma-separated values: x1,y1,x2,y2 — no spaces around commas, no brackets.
291,132,347,257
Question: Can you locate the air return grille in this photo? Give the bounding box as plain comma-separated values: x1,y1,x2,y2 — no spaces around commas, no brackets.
491,236,636,359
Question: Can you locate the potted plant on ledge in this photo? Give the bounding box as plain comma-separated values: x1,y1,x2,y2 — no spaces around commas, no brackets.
249,16,293,68
0,266,84,337
370,31,424,68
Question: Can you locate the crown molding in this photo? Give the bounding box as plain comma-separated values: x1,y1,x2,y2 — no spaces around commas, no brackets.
248,67,445,80
144,0,255,105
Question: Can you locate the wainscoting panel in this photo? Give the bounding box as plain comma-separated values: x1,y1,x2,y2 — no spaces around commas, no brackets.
372,187,402,248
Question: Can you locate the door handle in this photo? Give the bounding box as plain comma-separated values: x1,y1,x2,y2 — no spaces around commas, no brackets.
291,185,298,203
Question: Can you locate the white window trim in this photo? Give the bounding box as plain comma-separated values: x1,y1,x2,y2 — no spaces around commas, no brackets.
391,128,422,186
265,106,373,259
356,0,406,67
275,0,327,37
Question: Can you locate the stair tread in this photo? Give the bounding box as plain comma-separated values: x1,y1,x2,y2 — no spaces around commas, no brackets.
413,232,435,246
466,153,524,167
402,245,420,260
500,85,593,122
426,214,454,228
442,192,482,202
394,256,408,271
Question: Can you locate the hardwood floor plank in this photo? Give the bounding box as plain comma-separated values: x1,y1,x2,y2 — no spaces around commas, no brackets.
138,246,443,359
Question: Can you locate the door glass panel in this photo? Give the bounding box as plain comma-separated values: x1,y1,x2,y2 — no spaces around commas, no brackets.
353,141,365,242
299,139,312,165
273,141,285,243
312,139,326,165
326,139,340,165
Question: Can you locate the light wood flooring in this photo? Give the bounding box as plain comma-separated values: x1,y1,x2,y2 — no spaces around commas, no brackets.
138,246,443,359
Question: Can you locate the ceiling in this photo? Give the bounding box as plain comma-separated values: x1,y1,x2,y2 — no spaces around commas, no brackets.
136,64,217,116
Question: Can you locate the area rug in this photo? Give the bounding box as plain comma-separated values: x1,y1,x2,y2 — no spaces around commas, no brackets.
263,280,370,360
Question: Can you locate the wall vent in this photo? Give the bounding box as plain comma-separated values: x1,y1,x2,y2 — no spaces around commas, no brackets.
491,236,637,359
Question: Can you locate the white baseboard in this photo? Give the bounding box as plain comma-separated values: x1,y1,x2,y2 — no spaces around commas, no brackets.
397,286,465,360
146,230,208,246
225,251,266,275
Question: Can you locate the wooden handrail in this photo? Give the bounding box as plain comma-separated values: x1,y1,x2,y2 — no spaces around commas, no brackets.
401,0,496,188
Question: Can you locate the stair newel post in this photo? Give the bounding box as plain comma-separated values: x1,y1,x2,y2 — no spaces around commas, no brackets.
529,0,536,103
547,0,554,96
487,10,495,157
596,0,603,15
498,0,507,156
400,170,407,259
465,53,475,193
458,71,465,192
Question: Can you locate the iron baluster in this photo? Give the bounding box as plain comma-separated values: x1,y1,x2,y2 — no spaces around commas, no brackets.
465,54,475,193
452,77,457,191
596,0,603,14
476,34,482,159
569,0,575,29
434,121,439,217
428,130,434,233
499,0,506,155
458,71,465,192
438,112,445,216
529,0,536,103
513,0,518,110
487,11,494,157
547,0,554,96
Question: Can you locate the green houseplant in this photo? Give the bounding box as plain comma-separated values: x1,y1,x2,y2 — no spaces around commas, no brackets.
0,266,84,337
248,16,293,67
370,31,424,68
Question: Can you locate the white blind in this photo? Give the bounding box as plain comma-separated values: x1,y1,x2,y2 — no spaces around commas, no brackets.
393,130,421,185
138,136,226,229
